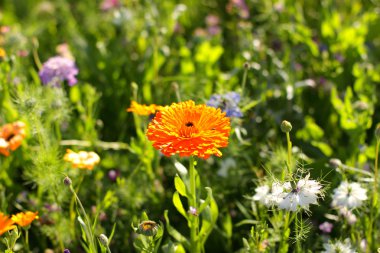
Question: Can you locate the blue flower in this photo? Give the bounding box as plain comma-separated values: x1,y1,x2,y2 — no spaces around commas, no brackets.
207,92,243,118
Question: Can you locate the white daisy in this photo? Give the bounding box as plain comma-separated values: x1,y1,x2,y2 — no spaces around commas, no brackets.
322,239,357,253
278,174,323,212
331,181,367,209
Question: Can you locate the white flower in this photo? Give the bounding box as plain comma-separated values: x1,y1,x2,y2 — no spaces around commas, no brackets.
253,182,290,207
278,174,322,212
332,181,367,209
322,239,356,253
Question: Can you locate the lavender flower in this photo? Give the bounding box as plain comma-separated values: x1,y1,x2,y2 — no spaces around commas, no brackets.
207,92,243,118
319,221,333,233
39,56,78,87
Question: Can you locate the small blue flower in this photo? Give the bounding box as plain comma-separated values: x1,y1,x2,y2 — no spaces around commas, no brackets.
207,92,243,118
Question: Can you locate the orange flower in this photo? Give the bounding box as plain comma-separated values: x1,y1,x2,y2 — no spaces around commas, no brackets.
63,149,100,170
11,211,39,227
127,100,164,116
0,121,26,156
0,212,16,235
146,100,230,159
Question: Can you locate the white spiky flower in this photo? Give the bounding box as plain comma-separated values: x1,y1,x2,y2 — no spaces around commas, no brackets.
322,239,357,253
277,174,323,212
331,181,367,209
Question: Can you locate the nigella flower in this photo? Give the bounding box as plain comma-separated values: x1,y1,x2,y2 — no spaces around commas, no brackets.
253,182,287,207
322,239,357,253
207,92,243,118
278,174,323,212
39,56,78,87
331,181,367,209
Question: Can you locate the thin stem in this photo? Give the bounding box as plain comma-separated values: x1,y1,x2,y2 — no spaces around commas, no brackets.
25,229,29,253
286,132,292,175
241,65,248,95
279,211,290,253
374,140,379,207
189,156,200,253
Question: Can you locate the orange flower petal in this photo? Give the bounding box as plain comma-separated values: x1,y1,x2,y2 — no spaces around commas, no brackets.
0,212,16,235
11,211,39,227
146,100,230,159
127,101,163,115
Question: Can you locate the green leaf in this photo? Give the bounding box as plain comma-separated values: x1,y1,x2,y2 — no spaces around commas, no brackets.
164,210,190,249
174,175,187,197
199,194,219,246
198,187,212,214
172,191,188,219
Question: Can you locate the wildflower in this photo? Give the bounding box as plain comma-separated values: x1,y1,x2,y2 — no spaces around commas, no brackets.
126,100,164,116
64,149,100,170
108,169,120,182
0,47,6,59
226,0,250,19
207,92,243,118
63,176,72,186
322,239,357,253
337,207,357,225
39,56,78,87
278,175,323,212
253,182,289,207
146,100,230,159
188,206,198,216
63,249,71,253
331,181,367,209
138,220,158,236
0,212,16,236
100,0,120,11
0,121,26,156
11,211,39,227
319,221,333,233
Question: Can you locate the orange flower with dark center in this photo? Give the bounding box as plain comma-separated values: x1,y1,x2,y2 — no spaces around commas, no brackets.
146,100,230,159
127,101,164,116
0,121,26,156
11,211,39,227
0,212,16,235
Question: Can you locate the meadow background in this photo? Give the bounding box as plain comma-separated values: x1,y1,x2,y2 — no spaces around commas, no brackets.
1,0,380,252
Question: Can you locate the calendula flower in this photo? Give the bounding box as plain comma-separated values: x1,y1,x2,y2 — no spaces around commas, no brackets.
11,211,39,227
0,47,6,59
331,181,367,209
127,100,164,116
39,56,78,87
278,175,323,212
207,92,243,118
63,149,100,170
146,100,230,159
0,121,26,156
322,239,357,253
0,212,16,236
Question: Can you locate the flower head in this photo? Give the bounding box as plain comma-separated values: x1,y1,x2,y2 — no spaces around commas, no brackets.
278,175,323,212
100,0,120,11
63,149,100,170
0,47,6,59
207,92,243,118
319,221,333,233
0,212,16,235
322,239,357,253
253,183,287,207
127,101,164,116
146,100,230,159
0,121,26,156
331,181,367,209
39,56,78,87
11,211,39,227
138,220,158,236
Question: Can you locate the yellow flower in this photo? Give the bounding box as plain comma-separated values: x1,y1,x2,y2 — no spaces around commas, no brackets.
0,47,5,58
127,100,164,116
11,211,39,228
0,212,16,236
146,100,230,159
0,121,26,156
64,149,100,170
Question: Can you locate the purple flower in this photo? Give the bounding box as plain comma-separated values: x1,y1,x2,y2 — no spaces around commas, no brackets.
319,221,333,233
108,169,120,182
100,0,120,11
39,56,78,87
207,92,243,118
63,249,71,253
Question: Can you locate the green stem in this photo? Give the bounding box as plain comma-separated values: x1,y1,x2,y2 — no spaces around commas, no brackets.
241,65,248,95
189,156,200,253
25,229,29,253
279,212,290,253
374,140,379,207
286,132,292,175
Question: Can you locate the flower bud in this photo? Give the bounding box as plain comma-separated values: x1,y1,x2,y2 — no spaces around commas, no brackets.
138,220,158,236
329,158,342,169
243,62,250,69
281,120,292,133
63,176,72,186
63,249,71,253
98,234,109,247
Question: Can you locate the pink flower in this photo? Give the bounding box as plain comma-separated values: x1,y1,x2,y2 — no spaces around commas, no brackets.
319,221,333,233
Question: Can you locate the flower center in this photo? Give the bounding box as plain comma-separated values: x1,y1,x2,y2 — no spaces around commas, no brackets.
185,122,194,127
